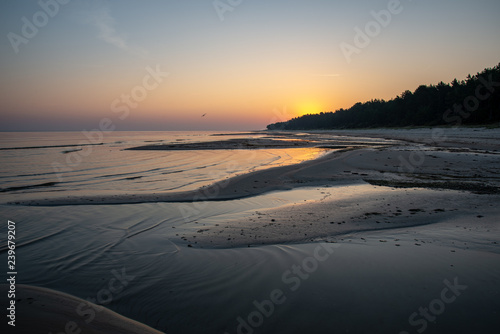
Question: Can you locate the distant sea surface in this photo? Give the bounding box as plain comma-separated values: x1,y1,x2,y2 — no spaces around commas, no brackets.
0,131,326,202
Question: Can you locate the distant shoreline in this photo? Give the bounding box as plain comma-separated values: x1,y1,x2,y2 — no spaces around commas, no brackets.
9,127,500,207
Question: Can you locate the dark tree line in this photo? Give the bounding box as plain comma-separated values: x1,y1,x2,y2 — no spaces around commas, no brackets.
267,63,500,130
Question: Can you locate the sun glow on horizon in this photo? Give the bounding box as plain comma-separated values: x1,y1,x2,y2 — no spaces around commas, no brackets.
295,101,325,117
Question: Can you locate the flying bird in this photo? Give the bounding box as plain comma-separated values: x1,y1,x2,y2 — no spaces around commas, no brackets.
201,113,207,117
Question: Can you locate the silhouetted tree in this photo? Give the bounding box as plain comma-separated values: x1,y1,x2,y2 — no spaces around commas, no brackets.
267,63,500,130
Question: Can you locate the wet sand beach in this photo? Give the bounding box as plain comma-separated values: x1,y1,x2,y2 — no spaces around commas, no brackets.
1,128,499,333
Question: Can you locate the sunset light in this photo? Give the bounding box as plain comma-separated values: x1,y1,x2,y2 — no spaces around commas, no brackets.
1,1,499,131
1,2,499,333
296,101,325,117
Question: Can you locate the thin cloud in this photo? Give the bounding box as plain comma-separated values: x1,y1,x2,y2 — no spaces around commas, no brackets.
87,7,148,58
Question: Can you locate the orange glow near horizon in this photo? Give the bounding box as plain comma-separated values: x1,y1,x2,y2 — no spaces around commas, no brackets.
1,1,499,131
2,25,497,131
295,101,325,117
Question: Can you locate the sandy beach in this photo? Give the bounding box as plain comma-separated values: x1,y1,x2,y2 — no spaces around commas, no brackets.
0,284,163,333
2,128,499,333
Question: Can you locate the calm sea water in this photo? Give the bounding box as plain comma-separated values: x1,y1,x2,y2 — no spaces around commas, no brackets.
0,131,326,203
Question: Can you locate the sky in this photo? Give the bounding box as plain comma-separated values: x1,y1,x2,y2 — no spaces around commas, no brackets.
0,0,499,131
